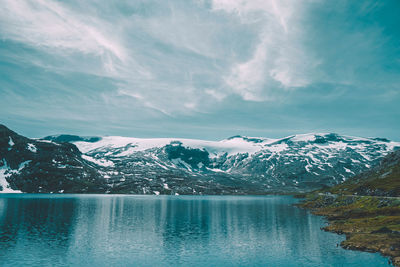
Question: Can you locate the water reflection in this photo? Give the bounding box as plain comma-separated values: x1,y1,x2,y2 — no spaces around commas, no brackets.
0,196,78,266
0,195,389,266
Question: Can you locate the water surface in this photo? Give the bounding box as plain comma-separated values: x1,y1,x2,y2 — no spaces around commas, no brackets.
0,195,389,266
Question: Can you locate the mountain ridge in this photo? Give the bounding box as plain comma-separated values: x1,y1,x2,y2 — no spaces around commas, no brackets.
1,124,399,194
44,129,400,193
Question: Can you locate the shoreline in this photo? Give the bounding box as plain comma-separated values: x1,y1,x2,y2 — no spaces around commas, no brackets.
297,194,400,266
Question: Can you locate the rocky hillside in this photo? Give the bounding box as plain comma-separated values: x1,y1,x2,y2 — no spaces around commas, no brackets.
327,149,400,197
0,125,107,193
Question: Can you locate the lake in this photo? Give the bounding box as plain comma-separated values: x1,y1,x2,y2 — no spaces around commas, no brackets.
0,195,390,266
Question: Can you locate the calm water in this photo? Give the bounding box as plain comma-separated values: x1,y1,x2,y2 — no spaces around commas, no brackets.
0,195,389,267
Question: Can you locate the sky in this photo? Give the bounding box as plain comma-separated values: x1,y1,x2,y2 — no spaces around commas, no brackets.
0,0,399,140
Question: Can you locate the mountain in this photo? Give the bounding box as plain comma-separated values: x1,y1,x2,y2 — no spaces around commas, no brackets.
48,131,399,194
0,125,107,193
327,149,400,197
1,124,399,194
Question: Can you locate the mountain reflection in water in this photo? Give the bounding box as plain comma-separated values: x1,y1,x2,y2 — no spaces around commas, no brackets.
0,195,390,267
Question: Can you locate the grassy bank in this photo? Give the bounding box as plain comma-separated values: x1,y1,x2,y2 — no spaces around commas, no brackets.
298,193,400,266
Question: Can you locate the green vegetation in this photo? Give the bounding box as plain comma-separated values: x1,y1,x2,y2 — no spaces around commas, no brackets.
299,194,400,266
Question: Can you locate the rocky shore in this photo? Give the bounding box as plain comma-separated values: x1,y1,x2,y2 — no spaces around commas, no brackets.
298,194,400,266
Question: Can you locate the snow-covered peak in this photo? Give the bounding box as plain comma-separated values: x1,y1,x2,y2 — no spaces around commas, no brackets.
74,136,267,156
72,133,400,159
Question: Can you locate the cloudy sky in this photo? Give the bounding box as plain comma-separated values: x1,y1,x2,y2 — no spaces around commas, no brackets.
0,0,399,140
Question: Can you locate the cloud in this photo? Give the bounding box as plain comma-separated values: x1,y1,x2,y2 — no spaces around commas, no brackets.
205,89,226,101
0,0,156,84
0,0,398,125
212,0,319,100
0,0,318,113
0,0,124,60
2,0,315,114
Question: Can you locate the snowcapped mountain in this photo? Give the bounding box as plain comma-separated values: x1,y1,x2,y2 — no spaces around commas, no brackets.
46,132,400,194
1,123,399,194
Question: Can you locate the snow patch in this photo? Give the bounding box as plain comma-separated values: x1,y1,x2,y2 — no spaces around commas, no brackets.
304,158,313,172
8,136,14,151
291,134,316,142
171,158,192,171
27,143,37,153
36,139,60,145
82,155,114,167
18,160,31,171
154,162,169,170
207,167,226,173
359,152,371,161
266,143,288,153
344,167,354,174
306,152,321,163
0,160,22,193
318,141,347,150
386,141,400,151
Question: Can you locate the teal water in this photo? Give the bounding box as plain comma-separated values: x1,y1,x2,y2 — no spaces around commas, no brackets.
0,195,390,267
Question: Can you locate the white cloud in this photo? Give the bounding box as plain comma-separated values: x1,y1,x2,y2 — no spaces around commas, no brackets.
212,0,318,100
225,35,270,101
0,0,124,60
0,0,320,114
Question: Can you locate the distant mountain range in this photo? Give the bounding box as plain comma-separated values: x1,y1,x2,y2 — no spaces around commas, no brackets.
1,124,399,194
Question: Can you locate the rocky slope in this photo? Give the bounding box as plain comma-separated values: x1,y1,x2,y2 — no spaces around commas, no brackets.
0,125,107,193
1,124,399,194
328,149,400,196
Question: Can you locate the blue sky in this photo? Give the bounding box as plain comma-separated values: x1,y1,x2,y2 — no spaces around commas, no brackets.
0,0,399,140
